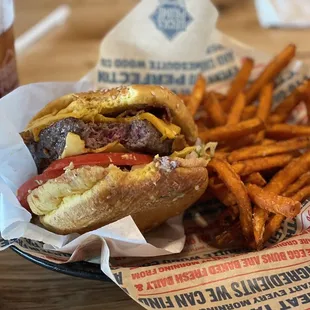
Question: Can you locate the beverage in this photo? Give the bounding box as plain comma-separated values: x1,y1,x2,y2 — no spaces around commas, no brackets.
0,0,18,98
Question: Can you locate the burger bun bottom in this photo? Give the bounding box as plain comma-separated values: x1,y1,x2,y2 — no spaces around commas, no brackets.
27,158,209,235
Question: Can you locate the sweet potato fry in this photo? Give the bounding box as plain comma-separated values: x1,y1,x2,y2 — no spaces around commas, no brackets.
231,154,293,176
214,222,246,249
245,44,296,104
266,124,310,140
208,177,240,216
269,80,310,124
253,205,269,248
254,150,310,247
208,181,237,208
304,92,310,125
291,185,310,202
187,44,310,249
187,74,206,116
263,214,285,244
283,172,310,197
265,150,310,194
211,209,237,230
204,92,227,126
226,92,246,125
261,139,275,145
241,105,257,121
214,151,228,160
255,83,273,142
247,184,301,218
199,118,264,143
243,172,267,187
268,114,284,125
208,158,253,241
228,137,310,163
213,91,226,101
223,134,257,151
262,182,310,244
257,83,273,120
177,93,191,105
221,58,254,112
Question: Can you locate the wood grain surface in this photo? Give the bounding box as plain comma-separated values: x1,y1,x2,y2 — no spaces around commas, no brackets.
1,1,310,309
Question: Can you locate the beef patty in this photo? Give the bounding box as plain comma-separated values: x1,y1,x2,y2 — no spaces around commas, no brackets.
26,117,173,172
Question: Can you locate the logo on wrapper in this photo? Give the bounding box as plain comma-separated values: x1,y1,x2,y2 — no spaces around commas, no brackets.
150,0,193,40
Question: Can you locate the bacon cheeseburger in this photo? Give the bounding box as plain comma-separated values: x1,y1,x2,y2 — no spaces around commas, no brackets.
17,85,212,235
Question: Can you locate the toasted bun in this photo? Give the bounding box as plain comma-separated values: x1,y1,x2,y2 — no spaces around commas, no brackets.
28,157,208,235
25,85,197,144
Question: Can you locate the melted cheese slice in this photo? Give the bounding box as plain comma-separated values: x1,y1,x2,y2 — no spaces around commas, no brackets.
139,113,180,140
30,112,181,141
60,133,128,159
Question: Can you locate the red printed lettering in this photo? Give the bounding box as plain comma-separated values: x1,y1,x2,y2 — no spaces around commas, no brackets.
157,261,200,273
261,252,287,263
146,276,174,290
241,256,260,267
287,249,306,259
174,268,208,284
135,283,144,292
208,260,241,275
299,238,310,245
131,269,157,280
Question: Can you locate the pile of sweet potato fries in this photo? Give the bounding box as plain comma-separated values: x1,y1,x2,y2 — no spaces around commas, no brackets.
179,44,310,250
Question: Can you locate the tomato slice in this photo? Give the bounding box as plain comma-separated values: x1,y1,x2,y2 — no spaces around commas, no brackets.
17,170,64,211
17,153,153,211
45,153,153,172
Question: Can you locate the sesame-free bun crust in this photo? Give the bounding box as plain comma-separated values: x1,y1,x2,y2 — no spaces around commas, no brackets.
26,85,197,144
28,158,208,235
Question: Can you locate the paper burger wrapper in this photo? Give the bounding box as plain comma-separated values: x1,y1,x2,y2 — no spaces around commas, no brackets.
94,0,218,94
2,0,310,309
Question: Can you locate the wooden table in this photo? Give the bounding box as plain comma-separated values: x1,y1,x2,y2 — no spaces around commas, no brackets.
1,1,310,309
